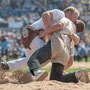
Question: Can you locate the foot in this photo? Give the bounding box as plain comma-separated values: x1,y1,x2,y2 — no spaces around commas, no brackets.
35,71,48,81
0,62,9,71
75,69,89,83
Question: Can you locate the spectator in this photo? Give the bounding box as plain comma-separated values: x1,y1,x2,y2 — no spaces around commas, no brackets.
74,47,79,61
19,44,26,58
78,45,88,62
0,36,10,61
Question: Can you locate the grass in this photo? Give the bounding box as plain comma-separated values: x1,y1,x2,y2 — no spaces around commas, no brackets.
42,68,90,73
7,57,90,73
81,57,90,62
66,68,90,73
7,57,90,62
12,67,90,73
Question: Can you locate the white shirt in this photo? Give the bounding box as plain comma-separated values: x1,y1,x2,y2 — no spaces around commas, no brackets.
52,9,65,24
51,17,76,65
30,9,65,30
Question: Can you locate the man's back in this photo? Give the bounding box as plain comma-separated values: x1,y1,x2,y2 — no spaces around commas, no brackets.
51,17,76,66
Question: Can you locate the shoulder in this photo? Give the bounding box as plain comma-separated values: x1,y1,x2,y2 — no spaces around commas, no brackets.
52,9,64,14
52,9,65,20
52,9,62,11
64,18,76,33
60,17,69,24
61,17,69,21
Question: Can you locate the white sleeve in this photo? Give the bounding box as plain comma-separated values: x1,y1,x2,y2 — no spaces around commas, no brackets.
60,18,76,34
52,9,65,21
30,18,45,30
60,17,72,35
60,17,69,28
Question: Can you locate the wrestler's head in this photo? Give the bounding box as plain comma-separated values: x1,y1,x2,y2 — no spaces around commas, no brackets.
75,20,85,33
64,6,80,23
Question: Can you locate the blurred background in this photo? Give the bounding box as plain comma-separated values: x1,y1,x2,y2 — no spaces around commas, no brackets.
0,0,90,62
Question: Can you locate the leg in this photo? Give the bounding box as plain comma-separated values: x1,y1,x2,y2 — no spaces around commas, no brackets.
78,55,81,62
27,40,51,71
84,55,87,62
27,41,51,81
25,36,45,59
7,57,29,70
2,48,33,71
1,36,45,71
50,63,78,83
50,63,89,83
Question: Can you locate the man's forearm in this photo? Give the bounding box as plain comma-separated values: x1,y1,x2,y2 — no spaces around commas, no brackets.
42,12,52,29
45,22,64,35
73,34,80,45
64,56,73,71
68,33,80,45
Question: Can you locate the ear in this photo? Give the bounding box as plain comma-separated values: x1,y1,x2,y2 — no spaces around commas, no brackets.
68,11,72,15
66,11,71,17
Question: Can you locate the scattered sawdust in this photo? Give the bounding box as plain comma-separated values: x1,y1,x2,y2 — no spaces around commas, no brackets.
0,62,90,90
0,70,33,84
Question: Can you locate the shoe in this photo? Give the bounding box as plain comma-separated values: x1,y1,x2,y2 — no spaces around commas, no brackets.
35,71,48,81
75,69,89,83
0,62,9,71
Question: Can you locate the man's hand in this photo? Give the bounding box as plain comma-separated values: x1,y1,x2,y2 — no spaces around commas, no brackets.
68,33,76,41
25,25,31,28
68,33,80,45
39,31,47,38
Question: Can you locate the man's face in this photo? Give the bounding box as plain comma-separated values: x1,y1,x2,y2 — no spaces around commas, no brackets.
66,11,79,23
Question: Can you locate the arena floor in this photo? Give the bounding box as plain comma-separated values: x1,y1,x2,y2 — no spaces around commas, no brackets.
0,62,90,90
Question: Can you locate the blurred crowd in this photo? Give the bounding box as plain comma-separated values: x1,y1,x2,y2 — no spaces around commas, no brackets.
74,32,90,62
0,29,90,62
0,30,26,61
0,30,89,62
0,0,89,28
0,0,90,61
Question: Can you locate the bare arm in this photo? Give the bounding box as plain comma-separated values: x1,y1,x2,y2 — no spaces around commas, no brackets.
64,56,73,71
68,33,80,45
45,21,64,34
42,11,53,29
39,21,64,38
41,10,53,41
